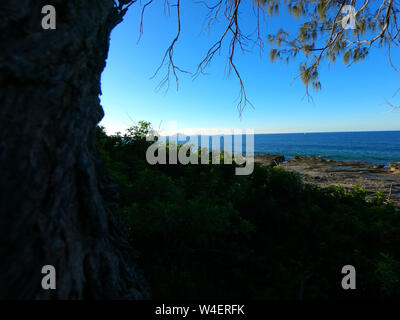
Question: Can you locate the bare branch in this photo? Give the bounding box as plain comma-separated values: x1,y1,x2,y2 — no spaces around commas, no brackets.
151,0,190,92
137,0,154,44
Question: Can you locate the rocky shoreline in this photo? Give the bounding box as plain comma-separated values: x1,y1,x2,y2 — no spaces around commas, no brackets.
251,154,400,206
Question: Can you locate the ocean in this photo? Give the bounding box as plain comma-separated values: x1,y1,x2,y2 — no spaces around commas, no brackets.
252,131,400,165
167,131,400,165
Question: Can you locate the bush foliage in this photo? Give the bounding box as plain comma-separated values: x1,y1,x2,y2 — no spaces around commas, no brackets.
96,123,400,299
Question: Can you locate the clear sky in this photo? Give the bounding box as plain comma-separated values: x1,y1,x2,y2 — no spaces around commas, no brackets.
100,1,400,135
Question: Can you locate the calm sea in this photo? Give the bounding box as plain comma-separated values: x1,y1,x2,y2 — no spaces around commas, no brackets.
252,131,400,165
169,131,400,165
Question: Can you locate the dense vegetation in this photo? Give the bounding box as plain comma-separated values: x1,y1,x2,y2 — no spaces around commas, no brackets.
96,122,400,300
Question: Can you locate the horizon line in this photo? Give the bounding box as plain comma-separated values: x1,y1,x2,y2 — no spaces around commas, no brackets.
157,129,400,137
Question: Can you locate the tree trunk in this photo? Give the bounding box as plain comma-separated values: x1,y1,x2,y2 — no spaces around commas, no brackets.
0,1,150,299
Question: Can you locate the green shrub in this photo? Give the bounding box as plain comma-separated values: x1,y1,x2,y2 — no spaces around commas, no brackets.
96,124,400,299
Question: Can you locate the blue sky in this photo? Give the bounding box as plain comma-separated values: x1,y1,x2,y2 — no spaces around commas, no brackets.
100,1,400,134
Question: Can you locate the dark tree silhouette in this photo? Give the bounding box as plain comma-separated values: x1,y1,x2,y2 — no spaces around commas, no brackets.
0,0,149,299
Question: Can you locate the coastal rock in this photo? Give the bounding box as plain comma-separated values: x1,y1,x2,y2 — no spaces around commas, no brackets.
292,155,327,163
390,162,400,174
253,154,400,206
253,154,285,167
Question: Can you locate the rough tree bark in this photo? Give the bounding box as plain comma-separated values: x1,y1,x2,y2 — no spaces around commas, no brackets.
0,0,150,299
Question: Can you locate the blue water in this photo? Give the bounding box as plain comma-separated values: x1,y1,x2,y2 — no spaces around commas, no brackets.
167,131,400,165
252,131,400,165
